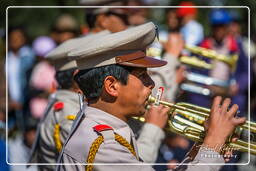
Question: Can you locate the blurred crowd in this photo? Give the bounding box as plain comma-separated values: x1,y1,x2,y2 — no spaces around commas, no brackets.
1,0,256,171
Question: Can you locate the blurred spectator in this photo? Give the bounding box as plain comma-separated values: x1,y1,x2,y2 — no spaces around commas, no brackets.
201,9,248,114
85,8,128,33
146,9,180,59
7,28,35,106
7,27,35,131
176,1,204,46
226,11,249,116
30,36,57,92
9,122,37,171
127,0,148,26
166,9,180,33
186,9,236,107
29,36,57,119
52,14,80,44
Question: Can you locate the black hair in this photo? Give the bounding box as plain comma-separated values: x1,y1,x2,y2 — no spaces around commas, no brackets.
85,11,97,29
8,26,26,36
55,68,77,89
8,26,30,44
74,64,134,101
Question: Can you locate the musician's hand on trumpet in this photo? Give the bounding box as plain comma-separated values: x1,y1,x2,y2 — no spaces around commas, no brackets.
185,97,245,161
222,136,239,162
144,87,169,129
144,104,169,129
202,96,246,153
203,118,240,162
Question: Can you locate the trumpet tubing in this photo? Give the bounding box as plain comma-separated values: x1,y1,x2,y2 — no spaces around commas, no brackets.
185,45,238,70
180,56,213,70
180,45,238,72
180,83,212,96
185,72,230,87
145,95,256,155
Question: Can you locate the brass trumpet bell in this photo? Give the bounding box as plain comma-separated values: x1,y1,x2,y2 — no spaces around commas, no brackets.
147,95,256,155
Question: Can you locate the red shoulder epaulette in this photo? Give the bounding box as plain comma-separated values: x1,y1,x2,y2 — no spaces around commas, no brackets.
54,102,64,111
227,35,239,52
93,125,113,133
200,38,212,49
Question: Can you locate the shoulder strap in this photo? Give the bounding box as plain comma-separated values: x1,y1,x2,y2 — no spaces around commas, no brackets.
56,104,87,166
86,125,137,171
53,114,76,152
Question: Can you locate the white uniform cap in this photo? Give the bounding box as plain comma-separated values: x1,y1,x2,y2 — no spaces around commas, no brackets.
68,22,167,70
46,30,110,71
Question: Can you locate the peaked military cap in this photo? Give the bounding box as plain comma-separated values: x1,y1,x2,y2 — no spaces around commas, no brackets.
68,22,167,70
46,30,110,71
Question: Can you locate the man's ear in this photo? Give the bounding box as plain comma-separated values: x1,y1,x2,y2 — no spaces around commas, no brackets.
103,76,120,97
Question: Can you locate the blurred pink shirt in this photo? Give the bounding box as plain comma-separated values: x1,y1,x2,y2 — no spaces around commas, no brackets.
30,61,58,91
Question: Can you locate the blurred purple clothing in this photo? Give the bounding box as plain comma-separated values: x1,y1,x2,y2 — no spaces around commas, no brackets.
232,37,249,115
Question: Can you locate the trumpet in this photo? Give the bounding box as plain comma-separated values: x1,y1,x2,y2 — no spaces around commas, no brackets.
179,45,238,96
180,72,232,96
185,72,230,87
181,45,239,72
136,96,256,155
180,83,212,96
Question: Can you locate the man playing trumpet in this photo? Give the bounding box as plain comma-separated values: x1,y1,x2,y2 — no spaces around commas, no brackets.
57,22,246,171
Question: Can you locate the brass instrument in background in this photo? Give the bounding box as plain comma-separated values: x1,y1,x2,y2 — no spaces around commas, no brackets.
180,72,232,96
180,83,212,96
181,45,239,72
135,96,256,155
185,72,230,87
179,45,239,96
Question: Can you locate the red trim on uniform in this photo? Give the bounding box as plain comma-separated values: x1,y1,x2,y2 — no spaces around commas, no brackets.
227,35,239,52
54,102,64,111
93,125,113,132
200,38,212,49
159,87,164,92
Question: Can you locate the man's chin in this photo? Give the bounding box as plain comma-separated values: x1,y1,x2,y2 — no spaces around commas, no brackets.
130,109,146,117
